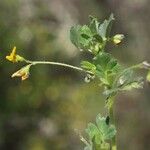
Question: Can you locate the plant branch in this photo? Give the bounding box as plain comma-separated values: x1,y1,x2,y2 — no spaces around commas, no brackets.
108,96,117,150
25,60,93,74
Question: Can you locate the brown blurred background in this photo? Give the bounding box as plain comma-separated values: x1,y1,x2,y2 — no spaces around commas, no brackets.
0,0,150,150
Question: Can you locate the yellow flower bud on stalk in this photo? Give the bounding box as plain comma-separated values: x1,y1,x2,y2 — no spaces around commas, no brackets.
113,34,124,45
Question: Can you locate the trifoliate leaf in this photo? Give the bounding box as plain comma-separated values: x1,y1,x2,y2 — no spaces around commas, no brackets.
105,69,144,99
104,76,143,100
84,114,116,150
96,114,116,141
94,53,111,70
116,69,143,90
93,53,120,86
85,114,116,145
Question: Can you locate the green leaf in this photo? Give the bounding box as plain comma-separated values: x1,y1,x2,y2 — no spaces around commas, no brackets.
106,59,118,71
94,53,111,71
96,114,116,141
96,115,108,134
94,52,120,73
70,15,115,53
105,69,144,99
104,125,116,140
85,123,100,142
93,53,120,86
70,25,81,48
89,16,99,34
93,34,103,42
116,69,143,90
104,76,143,99
80,25,92,37
116,69,134,87
84,114,116,150
121,78,143,91
85,115,116,143
70,25,92,49
98,14,115,39
81,61,96,73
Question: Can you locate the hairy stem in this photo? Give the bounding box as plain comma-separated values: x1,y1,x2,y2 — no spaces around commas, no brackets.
108,96,117,150
25,60,93,74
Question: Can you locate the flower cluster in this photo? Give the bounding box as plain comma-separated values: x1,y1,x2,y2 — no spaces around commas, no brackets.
6,47,31,81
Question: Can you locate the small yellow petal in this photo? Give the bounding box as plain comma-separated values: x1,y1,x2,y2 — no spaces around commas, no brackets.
11,65,31,81
21,73,29,81
6,56,12,61
11,46,16,55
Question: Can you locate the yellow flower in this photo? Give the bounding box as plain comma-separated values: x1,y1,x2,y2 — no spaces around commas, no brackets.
6,46,25,63
11,64,31,81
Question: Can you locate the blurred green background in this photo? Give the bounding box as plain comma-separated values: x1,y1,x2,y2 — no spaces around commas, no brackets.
0,0,150,150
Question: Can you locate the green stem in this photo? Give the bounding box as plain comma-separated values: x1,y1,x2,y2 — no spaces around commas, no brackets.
25,60,93,74
107,61,150,150
108,96,117,150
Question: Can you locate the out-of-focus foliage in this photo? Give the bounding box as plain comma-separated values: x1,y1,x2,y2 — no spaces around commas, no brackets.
0,0,150,150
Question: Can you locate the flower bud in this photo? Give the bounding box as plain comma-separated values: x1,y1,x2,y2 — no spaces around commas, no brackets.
6,46,25,63
113,34,124,44
11,64,31,81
